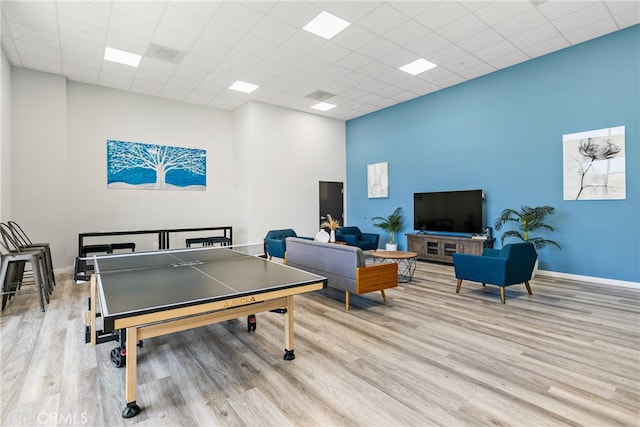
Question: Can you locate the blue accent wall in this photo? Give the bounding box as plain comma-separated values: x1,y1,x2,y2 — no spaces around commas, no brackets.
346,26,639,283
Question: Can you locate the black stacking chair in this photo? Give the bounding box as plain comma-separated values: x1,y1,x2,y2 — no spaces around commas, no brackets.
7,221,56,291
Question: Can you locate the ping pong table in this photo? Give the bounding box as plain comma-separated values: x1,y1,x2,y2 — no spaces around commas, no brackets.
87,245,327,418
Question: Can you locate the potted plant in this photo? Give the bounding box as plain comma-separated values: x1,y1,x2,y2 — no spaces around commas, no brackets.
494,205,561,277
372,207,404,251
320,214,341,243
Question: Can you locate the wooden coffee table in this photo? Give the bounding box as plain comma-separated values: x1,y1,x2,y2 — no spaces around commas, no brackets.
371,250,418,283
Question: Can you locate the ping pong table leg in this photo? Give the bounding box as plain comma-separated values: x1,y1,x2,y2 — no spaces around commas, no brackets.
122,326,141,418
283,295,295,360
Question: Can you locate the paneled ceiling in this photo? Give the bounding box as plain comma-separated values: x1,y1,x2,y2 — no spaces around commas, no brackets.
2,1,638,120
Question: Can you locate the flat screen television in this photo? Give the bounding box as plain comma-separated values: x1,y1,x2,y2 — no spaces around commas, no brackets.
414,189,484,235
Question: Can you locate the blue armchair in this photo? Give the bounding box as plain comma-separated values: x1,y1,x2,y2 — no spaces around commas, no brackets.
335,226,380,251
264,229,312,259
452,242,538,304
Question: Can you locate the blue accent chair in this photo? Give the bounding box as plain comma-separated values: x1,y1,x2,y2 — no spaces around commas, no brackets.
452,242,538,304
264,229,312,259
335,226,380,251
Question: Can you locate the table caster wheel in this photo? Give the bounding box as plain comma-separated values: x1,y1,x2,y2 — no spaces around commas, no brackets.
111,347,126,368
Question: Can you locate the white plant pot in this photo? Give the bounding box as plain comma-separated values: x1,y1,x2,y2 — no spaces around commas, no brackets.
329,229,336,243
385,243,397,251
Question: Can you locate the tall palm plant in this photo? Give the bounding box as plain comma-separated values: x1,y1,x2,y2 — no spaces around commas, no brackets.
372,207,404,245
494,205,560,250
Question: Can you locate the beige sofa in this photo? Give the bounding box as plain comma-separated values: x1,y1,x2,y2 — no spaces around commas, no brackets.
285,237,397,310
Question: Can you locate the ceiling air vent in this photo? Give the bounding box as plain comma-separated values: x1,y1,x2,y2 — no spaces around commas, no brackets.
306,90,336,102
145,43,186,65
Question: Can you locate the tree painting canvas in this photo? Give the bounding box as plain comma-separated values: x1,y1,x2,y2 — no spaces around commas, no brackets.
562,126,625,200
107,140,206,191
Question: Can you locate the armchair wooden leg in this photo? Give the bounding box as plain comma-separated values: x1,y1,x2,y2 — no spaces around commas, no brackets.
456,279,462,294
524,281,533,295
500,287,506,304
345,291,350,311
380,290,387,302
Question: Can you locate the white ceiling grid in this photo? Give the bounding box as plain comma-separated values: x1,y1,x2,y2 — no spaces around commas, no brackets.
1,0,638,120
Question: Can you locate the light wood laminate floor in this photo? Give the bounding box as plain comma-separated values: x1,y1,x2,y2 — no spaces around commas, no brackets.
1,261,638,426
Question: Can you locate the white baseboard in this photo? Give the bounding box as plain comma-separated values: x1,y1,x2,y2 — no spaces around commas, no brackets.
537,269,640,290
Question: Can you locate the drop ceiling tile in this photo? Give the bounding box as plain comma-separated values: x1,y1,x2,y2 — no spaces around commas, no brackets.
443,54,484,72
493,8,547,38
326,1,382,23
358,60,395,79
457,27,504,52
159,4,210,37
487,50,530,69
8,21,59,48
213,1,265,32
105,33,149,56
234,33,278,58
136,57,177,75
5,1,56,14
552,2,611,34
250,15,298,45
61,49,102,70
200,21,246,47
522,35,570,58
311,42,351,63
20,53,61,74
173,65,208,82
331,24,378,51
474,1,534,26
159,85,191,100
131,68,172,85
563,17,618,45
427,44,467,65
377,68,412,85
3,49,21,65
292,54,330,73
63,64,100,82
536,1,593,21
108,11,157,40
56,1,109,28
152,25,197,52
510,23,561,49
358,37,401,61
321,63,352,80
266,1,322,27
613,9,640,28
456,62,495,80
357,78,389,93
220,49,261,69
165,75,200,92
282,29,326,53
336,71,372,87
172,1,221,19
382,19,430,48
406,32,451,57
111,1,166,24
432,73,465,89
180,53,218,73
263,45,305,67
2,1,57,32
14,39,60,61
335,50,374,72
389,1,436,18
473,39,519,62
438,14,489,43
130,80,163,97
356,3,410,35
59,17,106,45
1,36,16,52
414,2,471,31
189,38,230,61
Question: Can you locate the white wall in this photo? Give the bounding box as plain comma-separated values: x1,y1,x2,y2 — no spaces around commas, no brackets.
0,50,11,220
234,101,346,244
9,69,346,269
11,68,67,266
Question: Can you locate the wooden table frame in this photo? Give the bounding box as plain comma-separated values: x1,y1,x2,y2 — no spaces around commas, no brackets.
90,275,324,418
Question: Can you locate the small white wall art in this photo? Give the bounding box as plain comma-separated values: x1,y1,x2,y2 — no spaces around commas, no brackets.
368,161,389,198
562,126,625,200
107,139,206,191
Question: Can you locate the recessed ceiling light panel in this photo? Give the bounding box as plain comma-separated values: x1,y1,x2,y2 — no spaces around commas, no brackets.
104,47,141,67
229,81,259,94
399,58,437,76
303,11,350,40
311,102,337,111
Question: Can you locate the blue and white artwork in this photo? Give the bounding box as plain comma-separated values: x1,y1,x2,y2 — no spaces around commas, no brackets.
107,140,206,191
